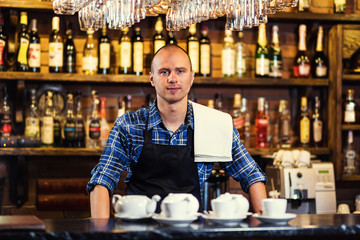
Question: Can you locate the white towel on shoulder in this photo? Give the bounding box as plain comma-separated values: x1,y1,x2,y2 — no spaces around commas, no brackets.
191,101,233,162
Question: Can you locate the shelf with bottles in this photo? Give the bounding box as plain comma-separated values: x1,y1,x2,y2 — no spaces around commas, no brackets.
342,74,360,81
341,174,360,181
342,124,360,131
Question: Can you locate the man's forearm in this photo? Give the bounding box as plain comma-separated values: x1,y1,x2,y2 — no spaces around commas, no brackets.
90,185,110,218
248,182,267,214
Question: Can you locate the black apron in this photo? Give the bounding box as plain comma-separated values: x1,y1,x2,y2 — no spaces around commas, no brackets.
126,115,202,212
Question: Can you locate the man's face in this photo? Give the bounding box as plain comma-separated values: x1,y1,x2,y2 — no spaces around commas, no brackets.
150,47,194,105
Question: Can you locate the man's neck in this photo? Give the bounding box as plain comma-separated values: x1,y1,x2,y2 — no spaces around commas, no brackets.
157,98,188,133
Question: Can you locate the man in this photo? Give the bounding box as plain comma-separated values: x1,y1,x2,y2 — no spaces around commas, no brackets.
87,45,267,218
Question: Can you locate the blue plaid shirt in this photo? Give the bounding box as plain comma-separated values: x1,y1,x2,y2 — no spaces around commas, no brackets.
87,101,266,198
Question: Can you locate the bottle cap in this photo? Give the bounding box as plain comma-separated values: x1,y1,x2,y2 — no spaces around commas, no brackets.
234,93,241,107
20,11,28,25
30,19,37,31
301,96,307,106
155,17,163,33
52,16,60,31
189,24,197,35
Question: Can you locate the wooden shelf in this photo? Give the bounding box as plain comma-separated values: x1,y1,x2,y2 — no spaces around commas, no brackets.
248,147,330,156
0,72,329,86
342,124,360,131
342,74,360,81
341,175,360,181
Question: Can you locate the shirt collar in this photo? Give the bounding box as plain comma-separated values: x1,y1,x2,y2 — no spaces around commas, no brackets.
147,100,194,131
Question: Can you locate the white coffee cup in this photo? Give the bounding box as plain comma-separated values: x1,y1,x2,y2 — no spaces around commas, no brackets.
297,150,310,166
211,193,249,218
262,198,287,217
161,193,199,219
281,150,294,166
337,203,350,214
163,200,189,219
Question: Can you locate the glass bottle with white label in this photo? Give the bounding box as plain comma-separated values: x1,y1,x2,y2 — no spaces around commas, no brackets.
83,30,98,75
312,26,328,78
16,11,29,72
25,89,40,138
235,32,246,77
269,25,282,78
293,24,310,78
199,23,211,77
187,24,199,76
98,25,110,74
49,16,63,73
300,96,310,147
119,27,132,74
343,89,357,124
222,29,235,77
255,23,269,77
312,96,323,147
343,130,359,175
153,17,165,54
28,19,40,72
133,25,143,76
41,91,54,146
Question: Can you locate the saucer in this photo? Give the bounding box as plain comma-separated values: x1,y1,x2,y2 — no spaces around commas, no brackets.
115,212,153,221
252,213,296,225
202,214,248,226
152,214,198,227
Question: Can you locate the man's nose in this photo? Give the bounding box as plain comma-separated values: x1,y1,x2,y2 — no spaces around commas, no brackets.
168,72,177,83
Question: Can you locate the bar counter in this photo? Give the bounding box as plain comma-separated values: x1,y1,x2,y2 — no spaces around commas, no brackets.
1,214,360,240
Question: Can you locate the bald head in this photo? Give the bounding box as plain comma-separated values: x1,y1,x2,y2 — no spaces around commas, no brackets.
150,45,193,73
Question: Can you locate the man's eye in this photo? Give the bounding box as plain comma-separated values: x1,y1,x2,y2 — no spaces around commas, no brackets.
160,70,169,76
177,69,185,74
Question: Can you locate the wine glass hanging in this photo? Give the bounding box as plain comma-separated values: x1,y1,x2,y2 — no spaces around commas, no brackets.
53,0,298,31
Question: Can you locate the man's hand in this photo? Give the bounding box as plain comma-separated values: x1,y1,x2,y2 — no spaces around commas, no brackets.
248,182,267,214
90,185,110,218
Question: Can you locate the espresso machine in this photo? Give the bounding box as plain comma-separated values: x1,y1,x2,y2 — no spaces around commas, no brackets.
265,162,336,214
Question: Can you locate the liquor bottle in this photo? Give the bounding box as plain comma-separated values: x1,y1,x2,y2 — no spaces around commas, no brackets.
87,90,100,148
278,100,291,148
1,86,12,137
28,19,41,72
100,97,110,148
16,11,29,72
49,16,63,73
83,30,98,75
265,100,272,147
63,23,76,73
222,30,235,77
255,23,269,77
74,92,85,147
293,24,311,78
187,24,199,76
63,93,76,147
125,95,132,113
312,96,323,147
52,93,62,147
298,0,311,12
235,32,247,77
299,96,310,147
343,130,358,175
133,25,144,76
242,98,251,148
199,23,211,77
207,99,215,109
24,89,40,138
344,89,357,124
117,96,126,117
312,26,328,78
166,31,177,45
98,25,110,74
269,25,282,78
118,27,132,74
41,91,54,146
334,0,346,13
214,93,223,111
233,93,246,143
153,17,166,54
256,97,268,148
0,12,7,71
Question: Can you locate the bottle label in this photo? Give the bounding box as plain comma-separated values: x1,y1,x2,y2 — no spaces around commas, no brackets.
133,42,143,72
299,63,311,76
42,116,54,144
269,59,282,77
255,57,269,76
188,41,199,73
313,120,323,143
236,54,246,75
25,117,40,137
64,122,76,140
154,40,165,54
222,48,235,76
53,119,61,140
1,116,11,136
300,117,310,144
83,56,98,73
120,42,132,68
17,38,29,64
0,39,5,65
49,42,64,67
316,65,327,77
28,43,41,68
344,110,356,123
89,119,100,139
233,116,245,129
99,43,110,69
200,44,211,75
76,120,85,140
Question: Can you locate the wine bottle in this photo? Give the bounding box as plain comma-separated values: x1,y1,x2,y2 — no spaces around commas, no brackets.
299,96,310,147
312,96,323,147
269,25,282,78
0,12,7,71
312,26,328,78
125,95,133,113
63,23,76,73
83,30,98,75
343,130,358,175
0,86,12,137
166,31,177,45
344,89,357,124
25,89,40,138
153,17,165,54
232,93,246,143
63,93,76,147
278,100,291,148
256,97,268,148
16,11,29,72
298,0,311,12
235,32,247,77
293,24,311,78
28,19,41,72
41,91,54,146
49,16,63,73
255,23,269,77
118,27,132,74
133,25,144,76
100,97,110,148
74,92,85,148
334,0,346,13
199,23,211,77
87,90,100,148
117,96,126,118
98,25,110,74
222,29,235,77
187,24,199,76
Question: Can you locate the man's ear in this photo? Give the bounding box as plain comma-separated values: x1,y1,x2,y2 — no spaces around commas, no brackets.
149,72,155,87
190,70,195,86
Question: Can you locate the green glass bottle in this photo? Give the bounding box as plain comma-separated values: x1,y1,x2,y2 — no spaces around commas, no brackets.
255,23,269,77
